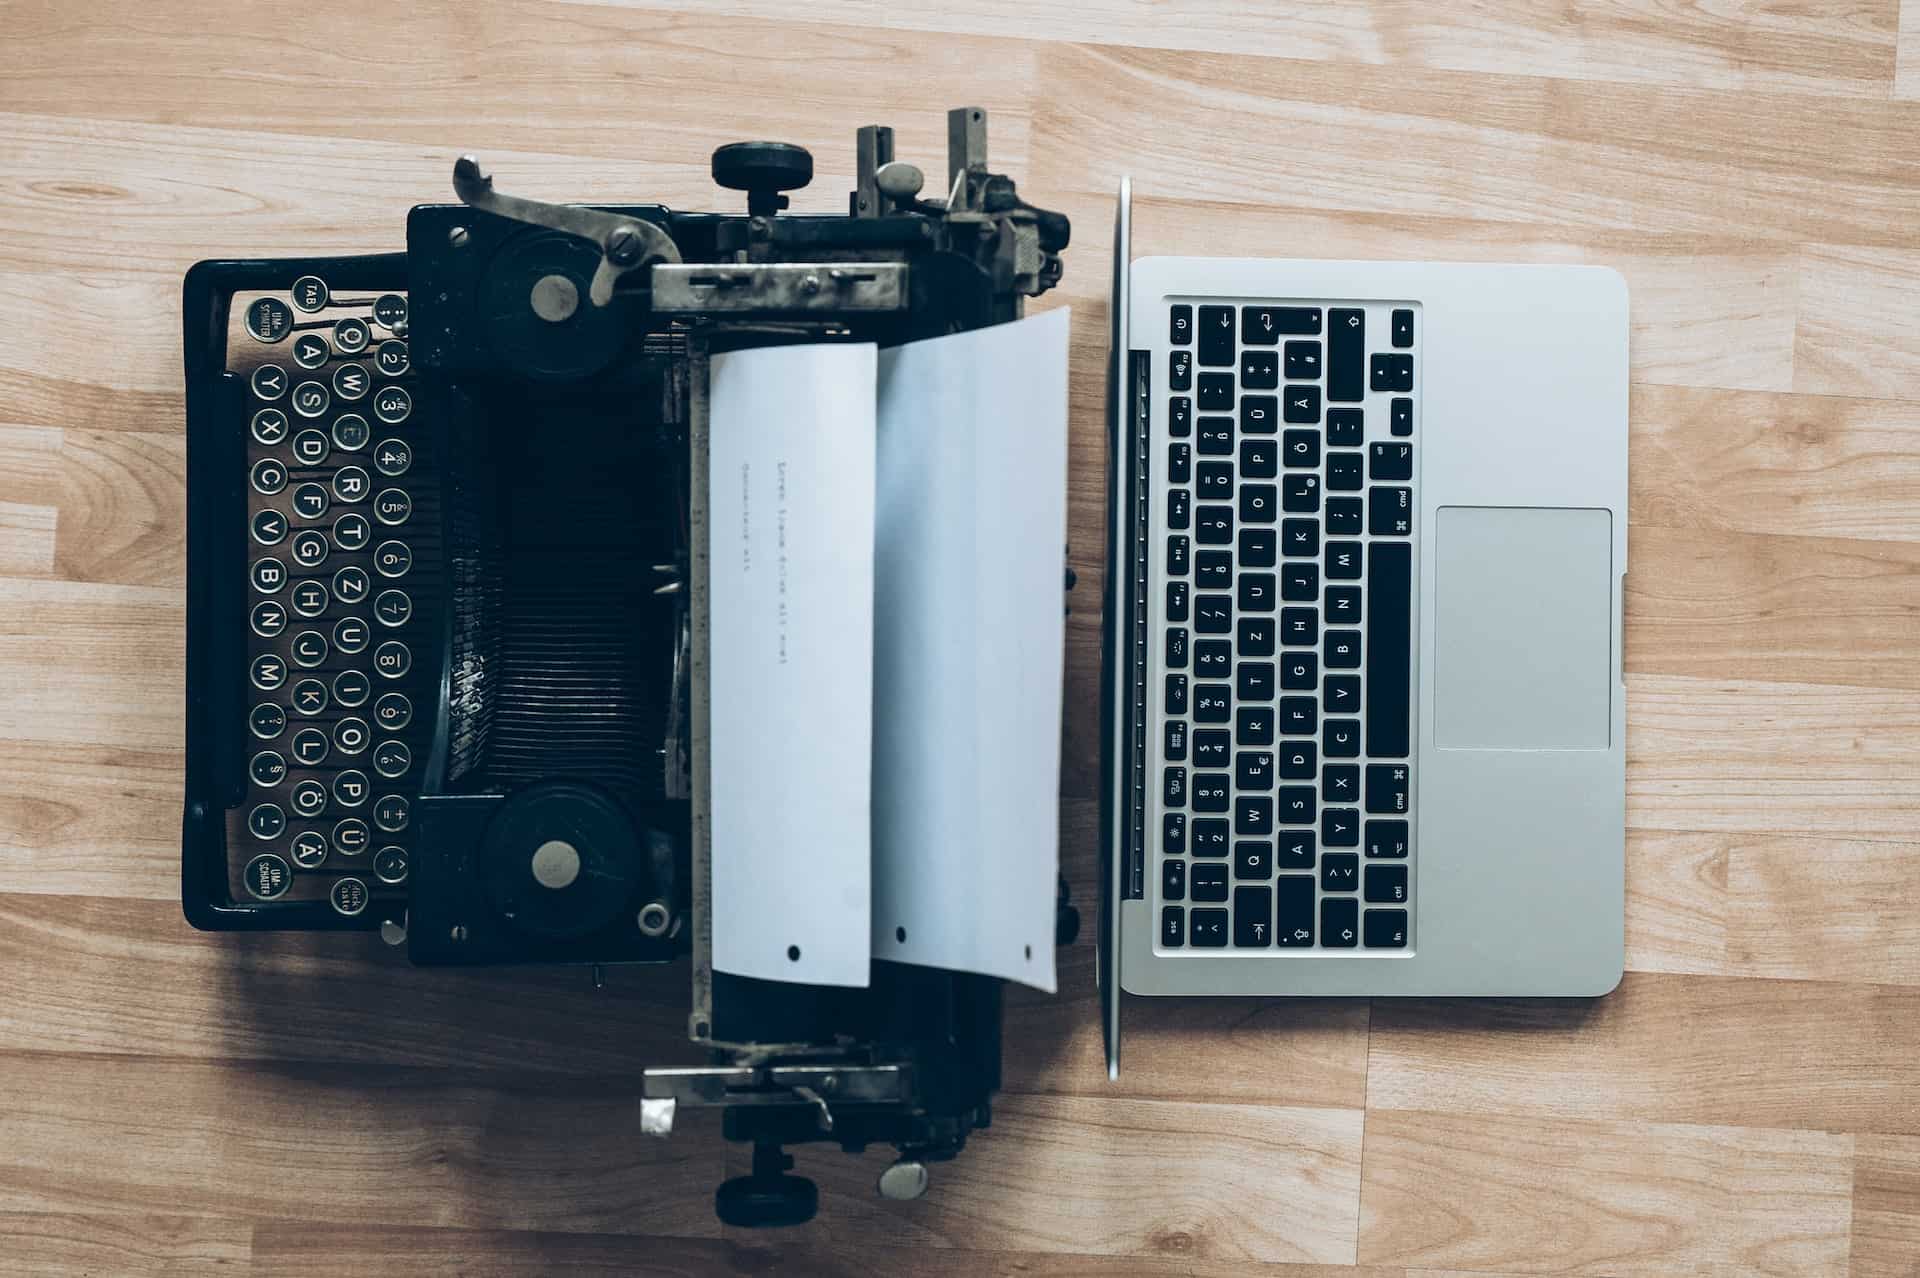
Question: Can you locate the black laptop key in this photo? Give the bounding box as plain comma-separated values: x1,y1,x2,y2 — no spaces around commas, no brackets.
1234,886,1272,947
1283,429,1320,469
1283,385,1321,423
1241,350,1279,389
1166,535,1190,577
1329,308,1364,401
1197,549,1233,587
1235,841,1273,880
1164,812,1187,855
1365,819,1409,858
1321,852,1359,892
1168,442,1190,483
1324,718,1359,758
1235,795,1273,835
1322,764,1358,805
1280,652,1316,690
1193,773,1230,811
1370,485,1413,536
1322,897,1359,948
1168,488,1192,532
1238,528,1276,567
1239,484,1277,524
1169,396,1192,437
1162,906,1185,946
1281,607,1317,647
1324,630,1361,669
1324,673,1359,714
1284,341,1321,381
1282,561,1318,601
1237,661,1275,700
1164,718,1187,762
1276,829,1314,869
1322,807,1359,847
1327,452,1363,492
1191,861,1229,902
1194,684,1232,722
1169,304,1193,346
1165,673,1188,716
1194,730,1229,768
1237,617,1275,656
1325,585,1360,624
1279,740,1316,780
1162,857,1186,901
1367,541,1412,757
1166,627,1189,670
1370,442,1413,481
1275,877,1315,946
1245,306,1320,341
1325,541,1361,580
1240,395,1278,434
1169,350,1191,391
1238,572,1276,612
1166,580,1188,623
1364,908,1408,948
1198,372,1234,410
1327,496,1362,535
1241,438,1278,479
1392,308,1414,348
1193,819,1230,855
1370,352,1413,392
1198,417,1234,456
1280,695,1316,735
1366,864,1408,904
1283,517,1318,558
1236,707,1275,746
1326,407,1364,448
1236,750,1274,789
1190,908,1229,947
1366,763,1410,814
1195,639,1230,678
1278,786,1314,824
1196,505,1233,545
1163,766,1187,807
1198,305,1235,366
1282,474,1320,513
1391,397,1413,436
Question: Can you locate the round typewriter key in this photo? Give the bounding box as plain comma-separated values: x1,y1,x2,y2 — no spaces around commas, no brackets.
332,564,370,604
249,556,285,594
373,793,409,833
291,428,329,466
373,588,411,627
332,668,370,708
290,727,328,766
332,511,371,551
290,275,329,313
374,488,411,526
373,845,409,885
250,407,289,445
333,316,370,353
250,509,287,547
289,778,327,818
372,293,407,330
372,384,411,424
373,691,412,731
249,599,287,638
333,716,370,756
248,750,286,787
332,819,370,856
291,482,330,520
249,652,286,691
373,437,411,477
292,332,329,369
332,412,370,452
332,361,370,402
243,852,292,899
250,458,288,495
291,578,328,618
373,738,410,779
291,380,329,419
246,803,286,840
333,769,369,808
333,465,370,503
373,540,411,578
373,640,411,680
289,529,328,569
245,297,293,343
249,702,287,740
290,677,328,716
290,829,328,868
250,363,288,401
375,339,409,377
290,628,327,668
331,875,370,915
333,615,370,654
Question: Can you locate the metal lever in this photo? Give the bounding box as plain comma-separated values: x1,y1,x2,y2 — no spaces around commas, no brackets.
451,155,682,306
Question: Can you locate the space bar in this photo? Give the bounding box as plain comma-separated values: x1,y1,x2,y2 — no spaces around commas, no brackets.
1366,542,1411,757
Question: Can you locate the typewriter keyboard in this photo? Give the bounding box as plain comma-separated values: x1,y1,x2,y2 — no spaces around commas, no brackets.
228,280,438,915
1154,300,1416,954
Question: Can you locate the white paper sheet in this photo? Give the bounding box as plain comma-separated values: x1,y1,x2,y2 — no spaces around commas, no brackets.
708,342,877,988
871,308,1070,993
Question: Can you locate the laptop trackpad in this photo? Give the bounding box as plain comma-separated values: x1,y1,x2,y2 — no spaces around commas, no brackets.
1434,506,1614,749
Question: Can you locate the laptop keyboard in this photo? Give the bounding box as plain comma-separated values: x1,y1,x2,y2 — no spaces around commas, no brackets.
1155,299,1416,953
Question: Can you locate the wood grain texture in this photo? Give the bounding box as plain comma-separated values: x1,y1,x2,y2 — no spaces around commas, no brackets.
2,0,1919,1272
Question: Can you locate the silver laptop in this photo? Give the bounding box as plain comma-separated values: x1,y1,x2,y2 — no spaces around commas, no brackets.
1100,179,1627,1072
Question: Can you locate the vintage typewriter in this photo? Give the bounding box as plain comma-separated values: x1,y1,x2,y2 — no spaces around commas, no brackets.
181,109,1071,1225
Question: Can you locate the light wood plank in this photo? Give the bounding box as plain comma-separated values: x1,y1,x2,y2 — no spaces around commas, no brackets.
590,0,1901,97
1366,972,1920,1136
1357,1108,1853,1273
1795,245,1920,401
1899,0,1920,96
1725,835,1920,985
0,745,182,901
1623,830,1728,978
54,430,183,587
0,1212,250,1275
1852,1133,1920,1276
0,578,180,751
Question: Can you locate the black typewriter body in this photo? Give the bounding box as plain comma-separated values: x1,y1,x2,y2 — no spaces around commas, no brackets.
182,111,1070,1225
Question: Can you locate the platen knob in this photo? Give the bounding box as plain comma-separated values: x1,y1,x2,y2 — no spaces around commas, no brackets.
711,142,813,216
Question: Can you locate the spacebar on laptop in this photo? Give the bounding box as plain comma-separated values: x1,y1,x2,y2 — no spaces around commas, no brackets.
1366,542,1411,758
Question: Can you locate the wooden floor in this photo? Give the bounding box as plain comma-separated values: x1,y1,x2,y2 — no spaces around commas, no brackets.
3,0,1920,1272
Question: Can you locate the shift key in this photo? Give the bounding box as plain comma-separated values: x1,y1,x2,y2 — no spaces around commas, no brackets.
1329,308,1364,402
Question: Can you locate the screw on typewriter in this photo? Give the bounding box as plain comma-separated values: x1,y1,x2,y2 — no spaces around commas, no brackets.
427,109,1069,1228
